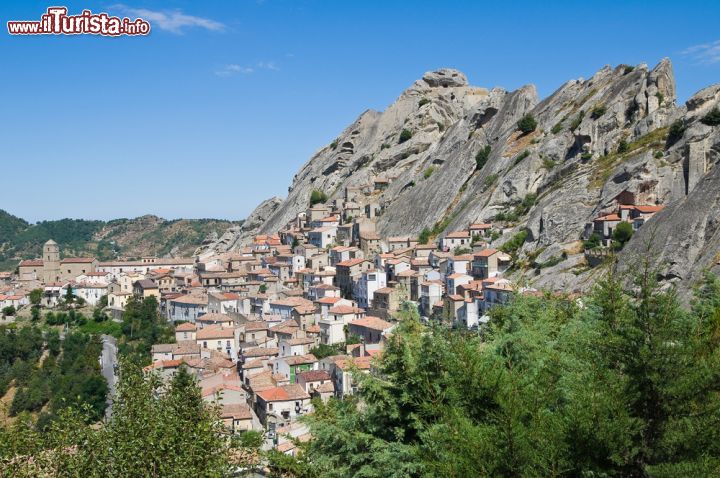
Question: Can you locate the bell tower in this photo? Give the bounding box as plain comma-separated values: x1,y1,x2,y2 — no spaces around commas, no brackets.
42,239,60,284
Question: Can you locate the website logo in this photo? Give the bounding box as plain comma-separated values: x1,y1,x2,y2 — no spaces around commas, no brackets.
7,6,151,36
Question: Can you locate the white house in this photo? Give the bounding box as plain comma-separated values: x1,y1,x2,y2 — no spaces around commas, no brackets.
352,270,387,309
308,227,337,249
254,384,312,428
440,231,471,251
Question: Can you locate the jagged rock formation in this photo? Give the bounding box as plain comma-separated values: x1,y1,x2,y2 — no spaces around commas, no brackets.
616,84,720,299
196,197,283,257
210,61,720,293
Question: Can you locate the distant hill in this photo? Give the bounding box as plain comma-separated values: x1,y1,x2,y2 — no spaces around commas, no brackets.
0,210,241,271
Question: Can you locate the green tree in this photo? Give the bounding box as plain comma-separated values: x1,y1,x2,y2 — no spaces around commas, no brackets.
399,129,413,144
701,106,720,126
309,190,329,206
418,228,431,245
0,362,257,476
64,285,74,304
612,221,634,250
517,114,537,134
475,145,491,170
29,288,43,306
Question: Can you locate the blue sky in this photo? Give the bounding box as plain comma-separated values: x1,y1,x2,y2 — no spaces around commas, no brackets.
1,0,719,222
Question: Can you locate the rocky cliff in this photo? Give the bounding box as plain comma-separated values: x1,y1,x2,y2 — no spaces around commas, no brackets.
205,61,720,293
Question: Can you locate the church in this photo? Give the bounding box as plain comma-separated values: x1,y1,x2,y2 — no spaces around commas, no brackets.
18,239,98,284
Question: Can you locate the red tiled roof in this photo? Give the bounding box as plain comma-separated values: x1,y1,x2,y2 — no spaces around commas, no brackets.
473,248,499,258
256,384,309,402
349,316,393,331
445,231,471,239
595,214,621,221
336,258,368,267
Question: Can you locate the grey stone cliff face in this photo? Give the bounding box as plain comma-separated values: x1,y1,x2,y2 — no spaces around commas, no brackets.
205,61,720,294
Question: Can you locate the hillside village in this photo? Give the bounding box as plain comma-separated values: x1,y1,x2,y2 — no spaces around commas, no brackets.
0,176,665,456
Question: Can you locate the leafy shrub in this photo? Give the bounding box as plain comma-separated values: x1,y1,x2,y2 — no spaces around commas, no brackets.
517,114,537,134
418,228,431,245
423,167,435,179
399,129,413,144
418,98,430,108
551,122,564,134
590,104,607,119
475,146,491,170
612,221,634,250
654,151,664,159
501,230,529,255
381,143,391,150
330,140,338,150
583,232,602,250
542,158,557,170
666,120,686,146
656,92,665,106
701,107,720,127
483,174,498,188
513,150,530,166
617,140,629,154
309,190,328,206
623,65,635,74
581,152,593,161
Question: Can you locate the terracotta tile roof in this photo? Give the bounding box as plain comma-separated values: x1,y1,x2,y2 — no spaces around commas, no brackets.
469,223,492,229
197,313,233,323
328,305,364,315
270,297,314,308
595,214,621,221
373,287,395,294
316,296,342,305
244,321,270,332
336,258,369,267
444,231,471,239
336,355,373,371
282,337,315,346
634,205,664,213
19,260,43,267
473,248,499,258
196,325,236,340
276,354,317,366
296,370,331,382
349,316,393,331
61,257,95,264
221,403,252,420
243,347,280,358
175,322,196,332
256,384,310,402
447,273,469,279
171,294,208,305
143,359,184,371
451,254,473,261
315,381,335,393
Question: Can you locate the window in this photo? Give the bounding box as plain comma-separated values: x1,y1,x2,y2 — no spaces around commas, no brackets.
268,403,273,411
203,341,207,348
